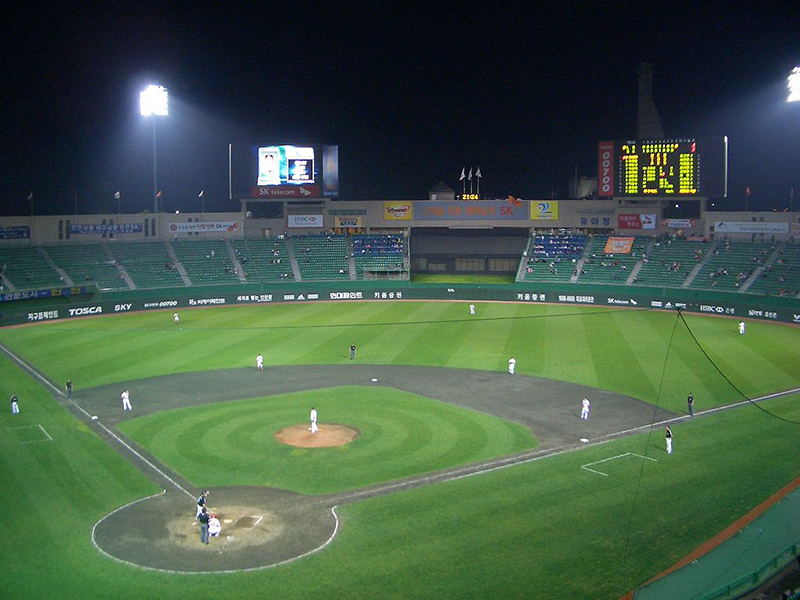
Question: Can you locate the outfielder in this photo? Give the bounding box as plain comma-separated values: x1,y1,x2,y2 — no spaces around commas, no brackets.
174,312,180,324
665,425,673,454
256,353,263,372
508,357,516,375
11,394,19,415
738,321,745,335
309,407,318,434
581,397,590,420
121,389,132,411
469,304,475,315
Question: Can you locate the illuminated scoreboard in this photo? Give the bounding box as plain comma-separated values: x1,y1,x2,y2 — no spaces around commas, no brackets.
598,137,727,197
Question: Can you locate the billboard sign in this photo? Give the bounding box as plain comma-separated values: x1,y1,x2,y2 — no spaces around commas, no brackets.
664,219,696,228
713,221,789,234
288,215,323,228
168,221,239,234
334,216,362,228
530,201,559,220
598,141,614,196
252,185,319,198
414,200,528,221
70,223,143,235
230,144,338,198
618,214,657,230
604,237,635,253
384,202,413,220
0,225,31,239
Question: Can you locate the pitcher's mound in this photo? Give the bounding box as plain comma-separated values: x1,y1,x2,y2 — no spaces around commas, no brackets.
275,424,360,448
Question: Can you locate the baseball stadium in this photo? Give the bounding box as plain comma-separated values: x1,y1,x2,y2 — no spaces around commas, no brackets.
1,132,800,600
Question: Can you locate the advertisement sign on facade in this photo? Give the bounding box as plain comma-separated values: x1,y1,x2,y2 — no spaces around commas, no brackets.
168,222,239,234
530,201,559,220
713,221,790,234
598,141,614,196
664,219,696,228
414,200,528,221
334,216,362,228
0,225,31,239
618,214,657,230
287,215,323,228
384,202,413,220
70,223,143,234
252,185,319,198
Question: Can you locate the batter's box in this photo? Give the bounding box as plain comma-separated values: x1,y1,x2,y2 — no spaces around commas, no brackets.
581,452,657,477
233,515,263,530
8,424,53,445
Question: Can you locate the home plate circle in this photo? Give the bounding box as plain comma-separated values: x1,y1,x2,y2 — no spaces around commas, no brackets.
580,438,589,443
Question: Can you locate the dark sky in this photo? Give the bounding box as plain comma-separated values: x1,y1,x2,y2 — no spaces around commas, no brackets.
3,1,799,215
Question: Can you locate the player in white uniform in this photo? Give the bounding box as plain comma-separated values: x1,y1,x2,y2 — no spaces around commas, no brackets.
121,390,132,411
309,407,318,433
581,397,590,420
508,357,516,375
174,312,180,324
208,513,221,537
256,353,264,372
665,425,673,454
738,321,745,335
11,394,19,415
469,304,475,315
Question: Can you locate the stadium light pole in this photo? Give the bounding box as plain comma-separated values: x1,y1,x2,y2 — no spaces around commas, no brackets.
140,85,169,213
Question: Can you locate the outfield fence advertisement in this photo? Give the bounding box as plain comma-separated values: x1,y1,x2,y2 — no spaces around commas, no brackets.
1,282,798,326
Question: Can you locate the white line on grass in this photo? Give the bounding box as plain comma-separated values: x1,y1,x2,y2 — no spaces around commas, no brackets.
580,452,658,477
8,424,53,444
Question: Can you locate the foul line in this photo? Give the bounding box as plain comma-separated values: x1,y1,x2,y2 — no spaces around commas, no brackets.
8,423,53,444
581,452,658,477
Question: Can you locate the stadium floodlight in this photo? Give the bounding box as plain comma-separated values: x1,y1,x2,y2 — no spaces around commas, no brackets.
140,85,169,213
140,84,169,116
789,67,800,103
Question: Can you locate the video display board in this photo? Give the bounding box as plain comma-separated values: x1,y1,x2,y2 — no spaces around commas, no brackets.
598,137,727,197
229,144,339,199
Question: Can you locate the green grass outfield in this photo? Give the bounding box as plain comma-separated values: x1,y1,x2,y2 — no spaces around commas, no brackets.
1,301,799,599
117,385,537,494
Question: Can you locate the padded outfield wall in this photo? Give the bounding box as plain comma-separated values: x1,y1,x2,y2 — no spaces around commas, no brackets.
3,281,799,326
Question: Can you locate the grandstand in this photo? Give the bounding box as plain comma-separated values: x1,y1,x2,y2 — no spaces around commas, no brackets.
518,233,586,283
232,238,294,283
0,246,62,289
689,241,775,292
109,242,185,289
746,242,800,297
575,235,649,284
170,240,240,285
44,244,128,291
352,234,407,279
293,235,350,281
632,238,711,287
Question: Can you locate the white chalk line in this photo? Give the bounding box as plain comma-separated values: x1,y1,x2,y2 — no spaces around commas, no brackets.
580,452,659,477
8,423,53,444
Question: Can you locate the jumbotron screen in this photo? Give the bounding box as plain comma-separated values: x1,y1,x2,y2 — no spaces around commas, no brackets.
598,137,727,197
229,144,339,199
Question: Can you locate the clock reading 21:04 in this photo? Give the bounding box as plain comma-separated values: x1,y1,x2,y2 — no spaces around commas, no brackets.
597,137,728,198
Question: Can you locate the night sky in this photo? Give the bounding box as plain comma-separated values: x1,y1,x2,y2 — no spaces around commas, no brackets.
3,1,799,215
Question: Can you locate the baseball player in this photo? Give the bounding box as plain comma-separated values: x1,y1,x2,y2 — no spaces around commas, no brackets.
350,344,357,360
195,490,209,522
208,512,221,538
309,407,318,433
256,353,264,372
687,392,694,417
65,379,73,399
581,397,590,420
508,357,516,375
738,321,745,335
174,312,180,324
11,394,19,415
121,390,132,411
665,425,673,454
469,304,476,315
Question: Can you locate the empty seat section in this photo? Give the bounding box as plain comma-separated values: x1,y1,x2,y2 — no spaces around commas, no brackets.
689,242,771,292
45,244,128,291
353,235,406,279
520,234,586,283
746,243,800,297
231,238,294,282
109,242,185,289
576,236,648,284
294,235,349,281
633,239,710,287
0,247,63,289
171,240,239,285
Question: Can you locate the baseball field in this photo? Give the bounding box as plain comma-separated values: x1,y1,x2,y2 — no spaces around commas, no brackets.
0,300,799,599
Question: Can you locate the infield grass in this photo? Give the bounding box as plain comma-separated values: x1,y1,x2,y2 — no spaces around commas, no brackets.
116,385,537,494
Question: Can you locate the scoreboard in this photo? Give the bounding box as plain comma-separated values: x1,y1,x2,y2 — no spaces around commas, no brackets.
598,137,727,197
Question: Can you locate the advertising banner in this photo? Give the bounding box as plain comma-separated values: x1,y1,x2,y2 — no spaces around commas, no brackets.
168,221,239,234
414,200,528,221
713,221,790,234
288,215,323,228
604,237,635,254
0,225,31,239
70,223,143,234
598,141,614,196
530,201,559,220
664,219,696,228
384,202,413,220
252,185,319,198
618,214,657,229
334,216,362,228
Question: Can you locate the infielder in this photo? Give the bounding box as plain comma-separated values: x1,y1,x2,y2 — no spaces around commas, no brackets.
350,344,356,360
309,407,318,433
738,321,745,335
256,353,264,372
687,392,694,417
121,389,132,411
508,357,516,375
469,304,475,315
174,312,180,324
581,397,590,420
665,425,673,454
11,394,19,415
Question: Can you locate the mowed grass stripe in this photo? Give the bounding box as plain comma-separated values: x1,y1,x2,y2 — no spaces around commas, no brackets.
117,385,538,494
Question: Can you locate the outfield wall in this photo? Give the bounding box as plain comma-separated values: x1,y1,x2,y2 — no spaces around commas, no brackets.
3,281,799,326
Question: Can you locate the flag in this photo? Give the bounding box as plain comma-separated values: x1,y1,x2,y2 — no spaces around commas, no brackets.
468,167,473,180
198,190,204,197
745,187,751,198
476,167,482,179
156,190,162,198
27,192,33,202
114,191,121,199
459,168,465,181
507,195,521,207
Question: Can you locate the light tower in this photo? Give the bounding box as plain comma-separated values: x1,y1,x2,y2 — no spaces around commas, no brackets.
140,85,169,213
